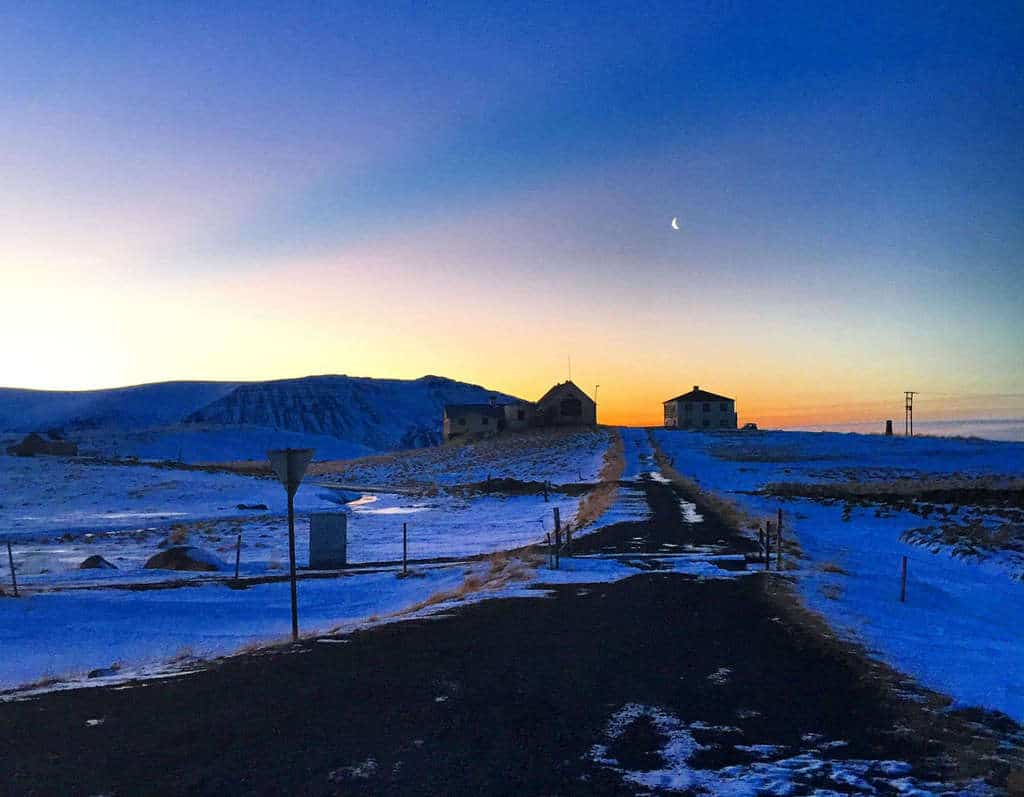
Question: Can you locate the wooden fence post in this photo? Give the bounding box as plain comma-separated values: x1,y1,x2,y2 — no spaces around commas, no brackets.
776,508,783,570
553,507,561,570
764,521,772,571
6,541,18,597
234,533,242,581
900,556,907,602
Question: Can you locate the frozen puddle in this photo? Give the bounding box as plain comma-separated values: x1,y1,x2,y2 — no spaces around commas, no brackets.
587,703,992,796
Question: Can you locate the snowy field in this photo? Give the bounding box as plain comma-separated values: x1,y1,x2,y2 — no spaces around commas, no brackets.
654,428,1024,722
315,428,612,489
0,430,624,689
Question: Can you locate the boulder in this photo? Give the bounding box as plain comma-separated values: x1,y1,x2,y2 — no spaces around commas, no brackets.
80,555,117,570
6,433,78,457
144,546,226,572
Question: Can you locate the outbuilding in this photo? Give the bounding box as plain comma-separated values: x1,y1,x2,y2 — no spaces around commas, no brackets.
443,403,506,441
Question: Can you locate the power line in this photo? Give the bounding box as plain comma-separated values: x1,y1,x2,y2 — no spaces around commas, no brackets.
904,391,918,437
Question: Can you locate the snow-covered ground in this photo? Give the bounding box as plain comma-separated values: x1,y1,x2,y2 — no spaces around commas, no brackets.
0,537,746,694
317,428,612,488
0,431,623,688
654,428,1024,722
71,424,376,464
0,456,334,541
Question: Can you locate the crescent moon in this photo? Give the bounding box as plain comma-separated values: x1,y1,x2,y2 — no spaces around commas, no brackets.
671,217,680,231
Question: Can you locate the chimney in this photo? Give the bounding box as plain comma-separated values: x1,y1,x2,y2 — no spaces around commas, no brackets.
693,385,699,391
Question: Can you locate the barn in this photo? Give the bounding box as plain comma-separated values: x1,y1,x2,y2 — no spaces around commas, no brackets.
535,381,597,428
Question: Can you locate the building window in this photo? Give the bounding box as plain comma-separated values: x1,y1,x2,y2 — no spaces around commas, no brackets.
719,403,725,412
517,409,525,421
703,418,710,428
703,403,709,412
482,417,489,425
560,397,582,417
458,418,466,426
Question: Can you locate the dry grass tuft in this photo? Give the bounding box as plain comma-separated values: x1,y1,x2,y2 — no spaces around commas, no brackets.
765,476,1024,507
399,553,539,616
574,429,626,529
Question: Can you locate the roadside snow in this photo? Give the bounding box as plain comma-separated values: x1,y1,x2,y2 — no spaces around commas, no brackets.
0,549,748,693
654,429,1024,722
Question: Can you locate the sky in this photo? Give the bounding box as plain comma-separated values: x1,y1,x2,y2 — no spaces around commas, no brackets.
1,1,1022,426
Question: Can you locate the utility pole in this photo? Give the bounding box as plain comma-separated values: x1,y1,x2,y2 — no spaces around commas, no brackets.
904,391,918,437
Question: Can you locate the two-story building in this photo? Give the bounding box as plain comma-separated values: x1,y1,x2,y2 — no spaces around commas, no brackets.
663,386,737,430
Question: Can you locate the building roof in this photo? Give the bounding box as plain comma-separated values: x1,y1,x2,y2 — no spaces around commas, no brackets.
664,385,734,404
536,380,593,405
443,403,505,418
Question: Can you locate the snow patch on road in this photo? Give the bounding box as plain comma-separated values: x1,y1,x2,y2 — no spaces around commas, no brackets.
588,703,993,796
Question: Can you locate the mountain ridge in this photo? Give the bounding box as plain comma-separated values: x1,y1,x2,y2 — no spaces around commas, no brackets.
0,374,523,458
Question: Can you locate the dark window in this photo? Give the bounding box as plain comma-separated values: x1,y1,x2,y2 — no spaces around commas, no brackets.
517,409,525,421
458,418,466,426
703,418,710,427
482,417,489,425
703,403,709,412
719,403,725,412
560,397,582,417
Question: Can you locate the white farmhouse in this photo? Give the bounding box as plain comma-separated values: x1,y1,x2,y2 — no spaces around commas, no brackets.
663,386,737,430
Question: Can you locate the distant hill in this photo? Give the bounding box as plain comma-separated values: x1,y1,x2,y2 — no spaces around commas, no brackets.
187,375,521,451
0,381,240,432
0,375,521,461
